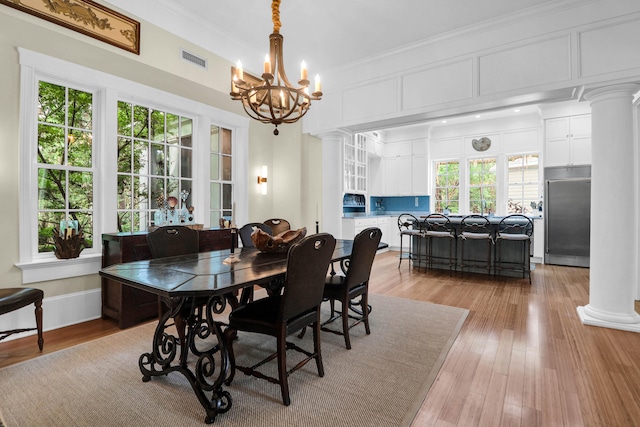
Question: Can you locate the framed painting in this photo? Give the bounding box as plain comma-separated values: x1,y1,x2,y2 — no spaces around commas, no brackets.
1,0,140,54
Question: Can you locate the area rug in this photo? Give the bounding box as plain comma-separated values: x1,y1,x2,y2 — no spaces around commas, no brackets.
0,294,468,427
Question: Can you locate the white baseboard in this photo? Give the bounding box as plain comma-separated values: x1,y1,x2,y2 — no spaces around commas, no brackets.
1,288,102,342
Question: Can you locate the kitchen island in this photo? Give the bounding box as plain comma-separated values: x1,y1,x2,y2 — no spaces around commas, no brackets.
410,215,537,278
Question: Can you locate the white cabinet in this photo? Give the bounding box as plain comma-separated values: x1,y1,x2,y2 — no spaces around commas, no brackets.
341,217,391,250
344,134,367,193
545,115,591,167
532,217,544,263
383,156,412,195
381,139,428,196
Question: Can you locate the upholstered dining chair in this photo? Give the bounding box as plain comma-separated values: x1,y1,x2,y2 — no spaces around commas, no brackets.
238,223,272,247
0,287,44,351
263,218,291,236
322,227,382,349
223,233,336,406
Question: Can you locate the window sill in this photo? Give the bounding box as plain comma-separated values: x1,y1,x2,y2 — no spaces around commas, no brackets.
15,253,102,284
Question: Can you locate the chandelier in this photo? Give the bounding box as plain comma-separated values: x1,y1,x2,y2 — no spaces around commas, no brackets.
230,0,322,135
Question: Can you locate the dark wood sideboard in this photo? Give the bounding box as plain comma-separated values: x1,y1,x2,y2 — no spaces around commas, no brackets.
101,228,236,328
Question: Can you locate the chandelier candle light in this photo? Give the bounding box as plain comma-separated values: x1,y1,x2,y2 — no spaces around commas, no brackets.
230,0,322,135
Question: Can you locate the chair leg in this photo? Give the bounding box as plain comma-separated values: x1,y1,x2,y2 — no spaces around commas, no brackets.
313,315,324,377
361,292,370,335
35,299,43,351
398,234,403,268
277,331,291,406
342,298,352,350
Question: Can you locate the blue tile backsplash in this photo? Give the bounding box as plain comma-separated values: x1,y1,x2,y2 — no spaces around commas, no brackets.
370,196,430,214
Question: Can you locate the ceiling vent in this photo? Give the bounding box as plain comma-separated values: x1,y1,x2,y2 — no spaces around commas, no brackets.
180,49,207,70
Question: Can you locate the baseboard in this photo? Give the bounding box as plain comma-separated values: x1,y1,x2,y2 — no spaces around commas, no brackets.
1,288,102,342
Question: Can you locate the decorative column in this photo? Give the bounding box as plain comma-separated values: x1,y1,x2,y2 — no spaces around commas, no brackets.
317,131,351,238
577,83,640,332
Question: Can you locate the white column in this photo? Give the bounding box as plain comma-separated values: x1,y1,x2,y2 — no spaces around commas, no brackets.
578,83,640,332
317,131,350,238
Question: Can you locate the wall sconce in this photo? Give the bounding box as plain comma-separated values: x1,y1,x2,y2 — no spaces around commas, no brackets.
257,165,268,195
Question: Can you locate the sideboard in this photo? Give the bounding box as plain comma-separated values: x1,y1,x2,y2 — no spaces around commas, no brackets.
101,228,236,328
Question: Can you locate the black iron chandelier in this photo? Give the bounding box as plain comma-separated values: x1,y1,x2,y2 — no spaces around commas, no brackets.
230,0,322,135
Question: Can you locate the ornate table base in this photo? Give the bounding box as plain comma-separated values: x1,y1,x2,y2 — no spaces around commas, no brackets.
138,295,234,424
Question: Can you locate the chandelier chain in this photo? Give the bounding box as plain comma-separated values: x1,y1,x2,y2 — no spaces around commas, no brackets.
272,0,281,33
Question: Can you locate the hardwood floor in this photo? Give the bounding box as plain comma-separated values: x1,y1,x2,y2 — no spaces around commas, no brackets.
2,251,640,426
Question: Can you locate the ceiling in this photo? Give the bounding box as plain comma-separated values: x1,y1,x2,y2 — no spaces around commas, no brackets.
105,0,576,132
107,0,557,75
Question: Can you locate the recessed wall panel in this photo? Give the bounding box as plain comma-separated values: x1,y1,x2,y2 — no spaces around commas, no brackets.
479,36,571,95
402,60,473,111
342,78,398,122
579,19,640,77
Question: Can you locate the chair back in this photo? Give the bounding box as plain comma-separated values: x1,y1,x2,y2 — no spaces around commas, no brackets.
344,227,382,291
460,215,492,235
238,223,272,247
264,218,291,235
497,214,533,237
146,226,199,258
424,214,454,235
397,213,420,232
280,233,336,321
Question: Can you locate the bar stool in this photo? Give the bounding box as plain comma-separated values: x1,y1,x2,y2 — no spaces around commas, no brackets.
459,215,493,276
495,214,534,283
423,214,457,275
397,213,424,270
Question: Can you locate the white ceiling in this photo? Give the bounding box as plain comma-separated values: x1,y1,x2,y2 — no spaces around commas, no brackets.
107,0,557,75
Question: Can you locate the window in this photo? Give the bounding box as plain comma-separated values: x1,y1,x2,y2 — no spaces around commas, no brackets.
507,154,539,214
117,101,194,232
18,49,248,283
469,157,496,214
434,161,459,212
210,125,233,226
37,81,94,253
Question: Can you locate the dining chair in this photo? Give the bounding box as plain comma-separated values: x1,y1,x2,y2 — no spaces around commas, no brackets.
322,227,382,349
495,214,534,283
0,288,44,351
263,218,291,236
238,223,272,248
223,233,336,406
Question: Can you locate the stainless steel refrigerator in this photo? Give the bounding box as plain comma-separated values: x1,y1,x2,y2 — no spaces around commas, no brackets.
544,165,591,267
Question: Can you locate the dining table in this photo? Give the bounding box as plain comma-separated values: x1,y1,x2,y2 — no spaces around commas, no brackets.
99,238,388,424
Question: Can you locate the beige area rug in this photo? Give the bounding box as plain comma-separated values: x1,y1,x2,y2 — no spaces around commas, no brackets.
0,294,468,427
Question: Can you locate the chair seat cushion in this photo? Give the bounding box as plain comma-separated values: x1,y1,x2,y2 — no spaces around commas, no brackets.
426,231,454,238
0,288,44,316
497,233,530,241
460,232,492,240
324,275,366,300
400,230,422,236
228,296,317,336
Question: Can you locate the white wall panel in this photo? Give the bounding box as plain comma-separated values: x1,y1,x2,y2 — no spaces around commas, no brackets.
502,129,540,152
479,36,571,96
579,18,640,77
430,138,463,160
342,78,399,122
402,59,474,111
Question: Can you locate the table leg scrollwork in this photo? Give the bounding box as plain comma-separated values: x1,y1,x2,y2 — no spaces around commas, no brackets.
139,295,232,424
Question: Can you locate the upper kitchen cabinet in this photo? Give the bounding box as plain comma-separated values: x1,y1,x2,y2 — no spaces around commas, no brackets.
382,139,429,196
344,134,367,193
544,114,591,167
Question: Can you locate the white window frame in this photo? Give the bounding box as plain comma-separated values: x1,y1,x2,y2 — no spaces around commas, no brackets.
15,48,249,284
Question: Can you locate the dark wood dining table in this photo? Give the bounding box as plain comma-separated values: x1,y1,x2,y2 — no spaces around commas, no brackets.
99,239,387,424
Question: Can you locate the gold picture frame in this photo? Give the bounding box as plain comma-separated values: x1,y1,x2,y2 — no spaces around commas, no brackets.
1,0,140,54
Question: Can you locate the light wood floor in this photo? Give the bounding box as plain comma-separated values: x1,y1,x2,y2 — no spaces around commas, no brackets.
2,251,640,426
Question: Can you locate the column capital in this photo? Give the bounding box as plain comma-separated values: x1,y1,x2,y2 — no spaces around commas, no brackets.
582,83,640,103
